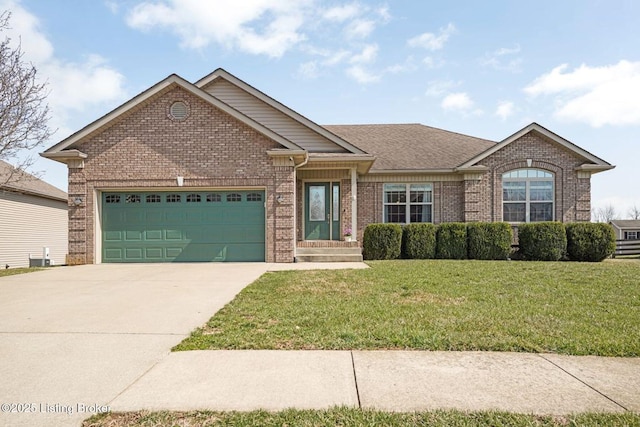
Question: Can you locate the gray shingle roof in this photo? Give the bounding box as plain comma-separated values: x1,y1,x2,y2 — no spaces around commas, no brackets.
0,160,67,202
322,123,496,171
610,220,640,229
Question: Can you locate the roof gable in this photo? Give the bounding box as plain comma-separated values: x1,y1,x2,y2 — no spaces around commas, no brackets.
458,122,613,172
43,74,303,157
196,68,365,155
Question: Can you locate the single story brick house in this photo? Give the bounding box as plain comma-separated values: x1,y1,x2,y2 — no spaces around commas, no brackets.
42,68,613,264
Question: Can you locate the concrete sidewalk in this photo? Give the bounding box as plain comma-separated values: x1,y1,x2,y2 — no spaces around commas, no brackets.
110,350,640,415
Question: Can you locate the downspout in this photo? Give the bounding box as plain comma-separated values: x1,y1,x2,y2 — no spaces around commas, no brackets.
292,152,309,261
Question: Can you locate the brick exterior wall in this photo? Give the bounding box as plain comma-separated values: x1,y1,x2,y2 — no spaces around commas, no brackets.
67,86,294,264
352,131,593,242
67,87,594,263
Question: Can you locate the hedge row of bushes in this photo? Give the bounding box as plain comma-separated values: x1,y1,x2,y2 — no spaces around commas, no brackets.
518,222,616,262
363,222,616,262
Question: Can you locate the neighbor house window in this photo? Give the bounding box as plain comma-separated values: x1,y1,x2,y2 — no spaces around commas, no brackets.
383,183,432,224
624,231,639,240
502,169,554,222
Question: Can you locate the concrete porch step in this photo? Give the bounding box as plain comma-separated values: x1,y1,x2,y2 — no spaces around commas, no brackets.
296,247,363,262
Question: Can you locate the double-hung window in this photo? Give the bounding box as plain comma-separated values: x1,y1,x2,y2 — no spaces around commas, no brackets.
383,184,433,224
625,231,639,240
503,169,554,222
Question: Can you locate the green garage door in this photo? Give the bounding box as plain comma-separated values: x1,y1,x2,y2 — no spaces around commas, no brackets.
101,191,265,262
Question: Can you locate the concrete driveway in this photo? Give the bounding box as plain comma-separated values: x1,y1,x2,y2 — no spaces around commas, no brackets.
0,263,271,427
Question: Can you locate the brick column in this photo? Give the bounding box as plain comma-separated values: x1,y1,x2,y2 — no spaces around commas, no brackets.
67,167,88,265
274,166,295,262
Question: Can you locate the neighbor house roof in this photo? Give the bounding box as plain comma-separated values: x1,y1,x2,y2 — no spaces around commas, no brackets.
610,220,640,229
0,160,67,202
323,123,496,172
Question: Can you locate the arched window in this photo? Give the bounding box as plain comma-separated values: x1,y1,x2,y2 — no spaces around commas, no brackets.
502,169,554,222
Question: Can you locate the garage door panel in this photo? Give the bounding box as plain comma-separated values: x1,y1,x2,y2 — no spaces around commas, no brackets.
145,230,162,240
125,248,143,260
145,248,164,259
102,191,265,262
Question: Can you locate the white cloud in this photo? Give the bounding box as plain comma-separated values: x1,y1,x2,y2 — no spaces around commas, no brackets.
385,56,418,74
104,0,119,14
407,23,456,51
349,43,377,64
322,3,360,22
524,60,640,127
441,92,473,111
297,61,319,79
345,19,375,39
495,101,515,120
422,56,444,69
481,44,522,72
425,80,459,97
0,0,126,135
346,65,380,84
126,0,308,58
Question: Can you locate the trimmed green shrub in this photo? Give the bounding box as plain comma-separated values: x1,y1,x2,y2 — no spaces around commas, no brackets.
467,222,513,260
518,222,567,261
363,223,403,260
436,223,468,259
566,222,616,262
402,223,437,259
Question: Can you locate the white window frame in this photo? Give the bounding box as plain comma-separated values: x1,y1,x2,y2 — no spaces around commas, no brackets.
382,183,433,224
502,169,555,223
624,231,639,240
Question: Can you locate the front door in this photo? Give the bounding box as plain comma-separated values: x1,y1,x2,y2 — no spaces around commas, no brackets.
305,182,340,240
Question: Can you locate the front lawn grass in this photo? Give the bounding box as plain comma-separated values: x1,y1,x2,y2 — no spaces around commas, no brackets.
0,267,43,278
175,260,640,357
84,409,640,427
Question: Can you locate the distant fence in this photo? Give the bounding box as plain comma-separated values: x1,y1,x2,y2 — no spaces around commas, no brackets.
614,240,640,257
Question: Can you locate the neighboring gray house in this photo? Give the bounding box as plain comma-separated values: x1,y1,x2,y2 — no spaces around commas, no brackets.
0,160,68,268
610,220,640,240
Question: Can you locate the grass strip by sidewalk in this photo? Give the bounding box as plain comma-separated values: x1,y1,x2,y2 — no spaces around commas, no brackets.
175,260,640,356
0,267,43,278
84,408,640,427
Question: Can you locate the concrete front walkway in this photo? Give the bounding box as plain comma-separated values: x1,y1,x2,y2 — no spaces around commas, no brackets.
110,350,640,415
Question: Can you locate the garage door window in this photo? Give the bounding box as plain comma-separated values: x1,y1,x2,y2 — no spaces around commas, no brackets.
187,194,201,203
247,193,262,202
126,194,141,204
146,194,161,203
105,195,120,204
166,194,181,203
206,193,221,202
227,193,241,202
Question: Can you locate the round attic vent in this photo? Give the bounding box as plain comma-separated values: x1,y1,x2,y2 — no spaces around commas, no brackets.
169,101,189,120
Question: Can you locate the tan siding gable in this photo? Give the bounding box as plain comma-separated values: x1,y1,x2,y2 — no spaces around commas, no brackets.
205,79,347,153
0,191,68,268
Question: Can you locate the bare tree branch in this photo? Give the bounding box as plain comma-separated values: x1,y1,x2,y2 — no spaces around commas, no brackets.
628,205,640,220
592,204,618,223
0,11,52,185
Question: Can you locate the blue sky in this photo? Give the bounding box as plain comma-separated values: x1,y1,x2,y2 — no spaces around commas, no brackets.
2,0,639,217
